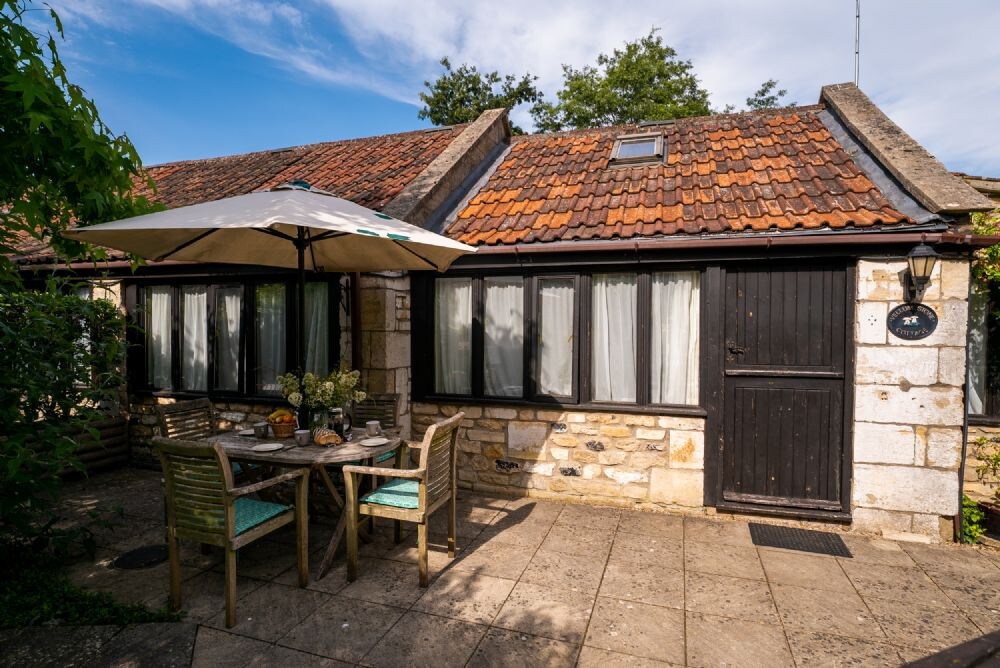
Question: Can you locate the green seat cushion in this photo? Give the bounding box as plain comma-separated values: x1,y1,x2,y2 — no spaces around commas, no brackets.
375,450,395,464
234,497,290,535
362,478,419,509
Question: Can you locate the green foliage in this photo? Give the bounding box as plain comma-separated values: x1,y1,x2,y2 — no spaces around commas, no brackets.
960,495,986,544
418,57,541,134
744,79,794,111
529,29,712,132
973,435,1000,505
277,368,366,410
0,0,157,285
0,554,179,627
0,283,126,556
972,209,1000,284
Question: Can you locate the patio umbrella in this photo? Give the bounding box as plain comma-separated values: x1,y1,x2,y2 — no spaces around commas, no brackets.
64,182,475,372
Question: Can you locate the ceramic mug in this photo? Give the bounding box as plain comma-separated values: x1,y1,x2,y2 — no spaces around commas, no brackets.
253,422,269,439
365,420,382,437
293,429,311,446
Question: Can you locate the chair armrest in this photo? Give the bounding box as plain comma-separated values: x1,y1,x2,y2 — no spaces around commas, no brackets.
229,469,307,497
342,465,425,479
403,439,423,449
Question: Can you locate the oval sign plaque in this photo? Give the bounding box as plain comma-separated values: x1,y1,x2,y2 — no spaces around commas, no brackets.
887,303,938,340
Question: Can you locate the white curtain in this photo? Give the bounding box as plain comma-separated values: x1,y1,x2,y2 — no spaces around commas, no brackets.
484,277,524,396
968,283,989,415
305,283,329,376
591,273,637,402
215,286,242,392
256,284,286,394
651,271,701,405
181,286,208,391
435,278,472,394
146,286,172,389
538,278,574,396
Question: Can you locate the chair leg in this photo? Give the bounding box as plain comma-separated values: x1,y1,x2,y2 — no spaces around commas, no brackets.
224,547,237,628
345,472,359,582
200,543,212,555
167,530,181,612
393,519,402,544
448,489,457,559
296,477,309,588
417,521,429,588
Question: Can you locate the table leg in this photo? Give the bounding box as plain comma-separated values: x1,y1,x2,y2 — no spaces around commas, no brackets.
315,464,372,579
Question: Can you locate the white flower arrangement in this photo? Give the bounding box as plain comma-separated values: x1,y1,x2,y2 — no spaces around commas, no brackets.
276,368,366,410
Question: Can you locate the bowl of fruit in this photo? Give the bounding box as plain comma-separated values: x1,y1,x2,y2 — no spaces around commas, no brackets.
268,408,298,438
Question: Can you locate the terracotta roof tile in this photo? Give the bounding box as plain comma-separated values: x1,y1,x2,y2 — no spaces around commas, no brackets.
447,104,911,246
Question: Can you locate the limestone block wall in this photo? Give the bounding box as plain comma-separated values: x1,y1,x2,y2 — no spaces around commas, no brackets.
851,258,969,541
358,271,411,435
412,403,705,509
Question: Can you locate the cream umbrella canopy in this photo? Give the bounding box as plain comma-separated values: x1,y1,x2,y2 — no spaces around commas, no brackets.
63,182,476,372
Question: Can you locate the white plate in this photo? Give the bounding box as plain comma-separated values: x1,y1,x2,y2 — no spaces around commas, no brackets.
251,443,283,452
360,437,389,447
238,429,255,437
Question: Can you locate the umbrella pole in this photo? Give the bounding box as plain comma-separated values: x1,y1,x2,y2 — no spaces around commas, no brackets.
295,228,307,375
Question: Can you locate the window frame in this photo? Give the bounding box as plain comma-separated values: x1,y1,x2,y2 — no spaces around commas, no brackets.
610,132,664,166
969,281,1000,424
128,275,340,401
416,266,704,415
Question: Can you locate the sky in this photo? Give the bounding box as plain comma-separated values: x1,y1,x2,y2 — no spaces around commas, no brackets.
41,0,1000,175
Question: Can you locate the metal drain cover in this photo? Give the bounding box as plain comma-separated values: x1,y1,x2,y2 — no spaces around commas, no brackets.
749,523,852,558
112,544,169,569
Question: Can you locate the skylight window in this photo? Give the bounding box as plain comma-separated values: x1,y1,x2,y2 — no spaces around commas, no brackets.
610,133,664,165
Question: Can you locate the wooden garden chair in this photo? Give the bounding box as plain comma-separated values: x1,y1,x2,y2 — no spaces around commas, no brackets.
157,398,255,481
154,436,309,628
343,412,463,587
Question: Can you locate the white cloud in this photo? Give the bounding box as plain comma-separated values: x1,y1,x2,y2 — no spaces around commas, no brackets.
48,0,1000,173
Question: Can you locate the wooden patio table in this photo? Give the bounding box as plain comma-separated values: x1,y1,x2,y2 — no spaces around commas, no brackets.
212,429,403,579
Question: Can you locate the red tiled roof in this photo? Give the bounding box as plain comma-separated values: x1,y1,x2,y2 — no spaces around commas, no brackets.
14,125,465,263
445,105,911,246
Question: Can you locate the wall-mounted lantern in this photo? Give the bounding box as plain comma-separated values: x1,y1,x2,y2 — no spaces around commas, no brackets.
905,242,940,302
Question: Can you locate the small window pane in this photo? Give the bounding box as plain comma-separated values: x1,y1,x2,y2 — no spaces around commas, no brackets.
145,286,173,389
537,278,575,397
215,286,242,392
969,284,989,415
256,284,286,394
591,273,637,402
616,138,657,159
434,278,472,394
181,285,208,391
651,271,700,405
304,283,329,376
484,277,524,397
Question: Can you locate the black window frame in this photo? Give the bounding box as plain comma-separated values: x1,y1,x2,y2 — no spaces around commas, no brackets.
127,275,340,401
413,266,705,416
969,282,1000,424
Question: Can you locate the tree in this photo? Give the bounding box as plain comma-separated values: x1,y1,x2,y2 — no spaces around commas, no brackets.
529,30,713,132
418,57,542,134
0,0,154,285
744,78,794,111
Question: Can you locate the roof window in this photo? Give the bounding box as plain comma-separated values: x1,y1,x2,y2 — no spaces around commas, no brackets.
610,132,664,165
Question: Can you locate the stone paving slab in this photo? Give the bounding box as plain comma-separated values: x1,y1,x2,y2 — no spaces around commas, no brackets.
34,468,1000,666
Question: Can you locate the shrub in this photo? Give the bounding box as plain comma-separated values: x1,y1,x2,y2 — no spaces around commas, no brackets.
960,494,986,544
973,435,1000,505
0,282,125,557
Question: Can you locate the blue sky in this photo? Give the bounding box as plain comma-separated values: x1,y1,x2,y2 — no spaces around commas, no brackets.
46,1,1000,175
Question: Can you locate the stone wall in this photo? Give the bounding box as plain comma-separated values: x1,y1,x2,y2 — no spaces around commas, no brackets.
358,272,411,436
412,403,705,509
851,258,969,541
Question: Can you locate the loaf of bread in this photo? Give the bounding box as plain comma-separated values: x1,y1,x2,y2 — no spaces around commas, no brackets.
313,427,342,446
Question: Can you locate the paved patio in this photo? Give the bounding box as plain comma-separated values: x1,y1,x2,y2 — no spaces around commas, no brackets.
17,468,1000,666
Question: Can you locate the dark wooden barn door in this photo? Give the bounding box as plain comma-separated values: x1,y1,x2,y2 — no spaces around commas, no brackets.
719,263,852,516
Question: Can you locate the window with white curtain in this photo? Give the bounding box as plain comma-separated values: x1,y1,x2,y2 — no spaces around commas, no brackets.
591,273,637,402
214,286,242,392
969,283,991,415
484,277,524,397
137,279,338,397
651,271,700,405
424,270,702,410
537,278,575,397
256,283,286,394
304,283,329,376
181,285,208,391
146,286,173,389
435,278,472,394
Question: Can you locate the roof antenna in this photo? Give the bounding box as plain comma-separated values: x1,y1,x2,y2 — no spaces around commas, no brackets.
854,0,861,85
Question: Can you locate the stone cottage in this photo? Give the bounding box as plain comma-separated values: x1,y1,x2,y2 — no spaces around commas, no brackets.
14,83,996,542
